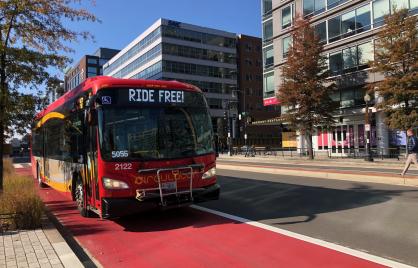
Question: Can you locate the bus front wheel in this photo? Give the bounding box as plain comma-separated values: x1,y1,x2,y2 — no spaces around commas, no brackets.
74,176,90,217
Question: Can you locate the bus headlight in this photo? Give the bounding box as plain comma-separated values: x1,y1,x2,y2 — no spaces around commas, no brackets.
103,178,130,189
202,167,216,179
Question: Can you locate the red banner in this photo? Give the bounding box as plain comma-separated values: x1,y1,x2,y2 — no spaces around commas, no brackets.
263,97,280,106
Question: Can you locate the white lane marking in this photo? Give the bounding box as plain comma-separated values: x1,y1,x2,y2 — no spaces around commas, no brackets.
191,205,415,268
13,164,23,168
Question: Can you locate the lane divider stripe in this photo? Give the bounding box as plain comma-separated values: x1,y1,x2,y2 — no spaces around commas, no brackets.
191,205,414,268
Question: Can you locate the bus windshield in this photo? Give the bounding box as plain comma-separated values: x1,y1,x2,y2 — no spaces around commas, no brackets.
98,106,214,160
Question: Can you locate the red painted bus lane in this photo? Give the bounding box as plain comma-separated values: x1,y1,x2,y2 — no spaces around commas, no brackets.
20,167,386,268
38,193,386,267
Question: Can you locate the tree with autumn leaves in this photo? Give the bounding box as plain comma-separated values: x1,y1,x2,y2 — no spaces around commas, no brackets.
370,8,418,132
278,16,336,159
0,0,98,191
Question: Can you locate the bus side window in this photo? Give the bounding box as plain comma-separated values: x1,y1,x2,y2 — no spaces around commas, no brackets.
31,126,43,157
44,119,64,161
67,112,84,162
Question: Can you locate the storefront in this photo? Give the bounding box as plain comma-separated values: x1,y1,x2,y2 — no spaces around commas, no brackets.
298,110,390,157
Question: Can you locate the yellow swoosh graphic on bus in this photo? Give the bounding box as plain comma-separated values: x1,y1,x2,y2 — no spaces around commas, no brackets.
36,112,65,128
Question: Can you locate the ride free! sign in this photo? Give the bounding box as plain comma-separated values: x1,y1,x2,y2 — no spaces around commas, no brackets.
98,88,205,107
128,89,184,104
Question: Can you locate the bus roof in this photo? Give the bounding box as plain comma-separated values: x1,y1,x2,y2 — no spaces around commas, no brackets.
35,76,201,120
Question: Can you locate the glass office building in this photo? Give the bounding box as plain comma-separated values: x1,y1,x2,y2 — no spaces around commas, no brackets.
103,18,238,132
262,0,418,155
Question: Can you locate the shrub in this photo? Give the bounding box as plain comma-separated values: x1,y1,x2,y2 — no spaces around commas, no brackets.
1,158,44,229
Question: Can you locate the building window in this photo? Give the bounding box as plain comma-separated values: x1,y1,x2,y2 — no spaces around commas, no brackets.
303,0,315,16
304,0,349,17
263,46,274,68
246,74,253,81
328,16,341,42
341,10,356,38
329,51,343,74
263,20,273,42
263,72,274,94
263,0,272,15
303,0,326,16
315,0,326,14
357,42,374,66
245,58,253,66
343,46,358,70
314,21,327,43
87,58,98,65
327,0,347,9
282,4,293,29
282,36,292,58
412,0,418,10
327,5,371,43
391,0,409,12
373,0,390,27
99,59,108,66
87,66,97,73
328,41,374,75
356,5,371,33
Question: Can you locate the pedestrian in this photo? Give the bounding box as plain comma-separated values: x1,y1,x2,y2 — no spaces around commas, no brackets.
400,128,418,177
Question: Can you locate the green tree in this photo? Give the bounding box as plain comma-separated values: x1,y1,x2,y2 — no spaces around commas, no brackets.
277,17,336,159
371,8,418,131
0,0,98,191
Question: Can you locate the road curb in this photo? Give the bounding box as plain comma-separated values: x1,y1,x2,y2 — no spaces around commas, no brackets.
217,163,418,187
218,156,407,170
41,215,84,268
43,206,102,268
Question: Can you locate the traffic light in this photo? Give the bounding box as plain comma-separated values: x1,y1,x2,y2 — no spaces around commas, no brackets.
223,111,227,120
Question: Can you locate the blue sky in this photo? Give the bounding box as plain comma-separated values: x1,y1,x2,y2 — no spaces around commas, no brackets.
67,0,262,66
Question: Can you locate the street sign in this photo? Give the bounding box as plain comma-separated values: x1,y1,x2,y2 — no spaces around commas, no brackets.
365,124,371,131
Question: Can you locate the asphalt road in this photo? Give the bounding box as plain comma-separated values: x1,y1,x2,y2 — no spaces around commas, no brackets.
200,169,418,267
14,164,417,267
218,159,418,176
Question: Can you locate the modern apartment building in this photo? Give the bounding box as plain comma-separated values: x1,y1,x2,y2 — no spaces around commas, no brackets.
64,47,120,91
103,18,238,135
237,34,281,146
262,0,417,155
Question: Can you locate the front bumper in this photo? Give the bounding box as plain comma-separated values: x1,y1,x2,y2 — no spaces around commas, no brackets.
101,183,220,219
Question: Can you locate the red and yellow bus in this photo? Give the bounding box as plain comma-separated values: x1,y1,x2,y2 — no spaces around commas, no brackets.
31,76,219,218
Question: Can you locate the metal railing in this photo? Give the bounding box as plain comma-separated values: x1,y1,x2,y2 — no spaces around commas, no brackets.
220,146,407,160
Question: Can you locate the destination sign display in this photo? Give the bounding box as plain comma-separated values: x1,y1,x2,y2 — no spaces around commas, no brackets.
96,88,206,107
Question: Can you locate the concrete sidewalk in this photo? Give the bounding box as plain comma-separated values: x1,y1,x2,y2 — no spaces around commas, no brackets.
218,153,410,169
9,165,85,268
0,217,83,268
217,154,418,188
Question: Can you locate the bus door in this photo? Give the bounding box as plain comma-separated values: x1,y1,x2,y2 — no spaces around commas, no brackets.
84,108,99,210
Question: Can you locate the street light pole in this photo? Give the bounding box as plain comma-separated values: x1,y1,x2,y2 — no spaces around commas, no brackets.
226,102,232,156
364,93,373,162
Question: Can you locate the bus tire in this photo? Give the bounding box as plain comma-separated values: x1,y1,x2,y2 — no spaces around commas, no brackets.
37,164,47,188
74,175,90,217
